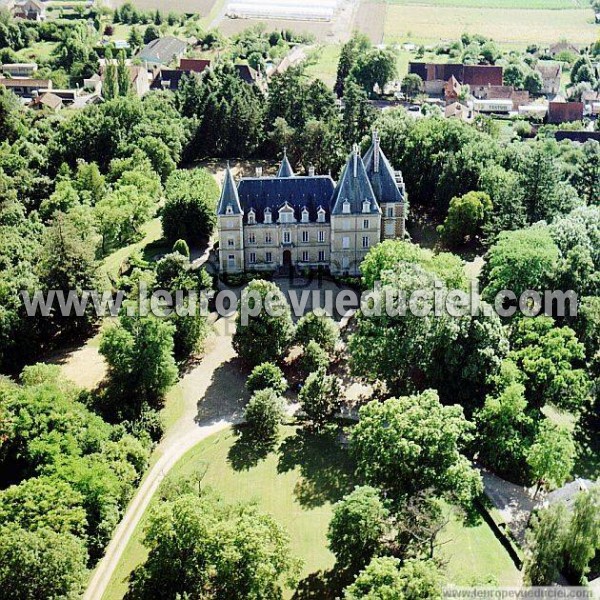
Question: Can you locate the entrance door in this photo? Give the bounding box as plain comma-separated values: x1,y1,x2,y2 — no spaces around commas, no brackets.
283,250,292,266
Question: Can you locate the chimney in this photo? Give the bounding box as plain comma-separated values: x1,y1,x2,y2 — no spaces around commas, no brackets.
308,165,315,177
373,130,380,173
255,166,263,178
352,143,359,178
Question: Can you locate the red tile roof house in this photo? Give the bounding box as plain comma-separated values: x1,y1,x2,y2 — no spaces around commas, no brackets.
547,101,584,124
178,58,211,73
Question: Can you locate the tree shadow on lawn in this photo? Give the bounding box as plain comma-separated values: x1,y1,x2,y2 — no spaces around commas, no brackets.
292,567,353,600
276,426,357,509
227,424,279,471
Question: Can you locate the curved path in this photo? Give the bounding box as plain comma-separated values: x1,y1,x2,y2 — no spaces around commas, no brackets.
85,316,246,600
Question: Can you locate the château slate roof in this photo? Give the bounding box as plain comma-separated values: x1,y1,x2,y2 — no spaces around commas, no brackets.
217,140,405,223
363,134,405,205
217,165,242,215
237,176,335,223
330,146,380,215
276,152,294,178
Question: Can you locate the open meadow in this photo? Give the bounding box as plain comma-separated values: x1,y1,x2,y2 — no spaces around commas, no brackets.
383,1,598,45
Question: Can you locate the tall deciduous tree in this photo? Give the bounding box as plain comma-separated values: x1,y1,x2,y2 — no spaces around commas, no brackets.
350,390,482,507
232,280,294,367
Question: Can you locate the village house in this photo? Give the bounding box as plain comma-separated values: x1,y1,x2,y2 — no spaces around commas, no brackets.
535,61,561,96
1,62,37,77
137,36,188,67
217,135,406,276
29,91,62,112
445,102,471,121
547,41,579,58
9,0,45,20
0,76,51,97
548,100,584,124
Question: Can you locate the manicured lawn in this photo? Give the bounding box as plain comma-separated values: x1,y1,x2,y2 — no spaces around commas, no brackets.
103,424,523,599
101,217,164,281
102,424,356,600
439,508,522,586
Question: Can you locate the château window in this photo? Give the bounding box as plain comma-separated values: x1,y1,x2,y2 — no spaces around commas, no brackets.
362,236,370,248
247,210,255,224
302,251,309,262
226,205,233,215
302,231,309,243
249,252,256,264
264,208,272,224
342,200,351,214
228,255,235,267
387,206,394,217
363,219,369,229
362,200,370,213
248,233,256,244
342,236,350,249
283,231,291,244
265,251,272,263
227,238,234,247
318,230,325,243
318,250,325,262
265,232,272,244
317,208,326,223
301,209,309,223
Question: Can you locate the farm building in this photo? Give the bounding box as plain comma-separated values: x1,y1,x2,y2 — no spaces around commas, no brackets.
409,63,503,95
226,0,340,21
1,62,37,77
548,100,584,124
535,61,561,96
472,98,513,114
137,37,188,67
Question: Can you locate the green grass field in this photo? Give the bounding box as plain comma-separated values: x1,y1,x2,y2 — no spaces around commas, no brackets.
386,0,585,8
383,3,598,46
103,425,521,600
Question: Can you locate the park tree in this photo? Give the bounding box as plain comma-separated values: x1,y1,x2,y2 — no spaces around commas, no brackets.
341,79,377,146
504,63,526,89
244,388,286,440
298,368,343,431
564,484,600,580
299,340,330,374
527,419,576,496
509,317,590,411
295,310,339,353
0,524,88,600
162,168,219,245
246,362,288,395
573,141,600,207
350,48,397,98
127,26,143,50
327,486,390,572
481,227,560,303
143,24,160,44
473,382,535,482
127,490,300,599
100,315,178,415
103,48,118,100
438,191,492,248
350,390,482,507
524,503,569,585
232,280,294,367
117,50,130,97
0,476,87,536
334,31,371,97
344,556,442,600
401,73,423,100
172,239,190,257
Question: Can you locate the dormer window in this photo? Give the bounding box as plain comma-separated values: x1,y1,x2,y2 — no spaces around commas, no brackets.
317,207,326,223
226,205,233,215
264,208,272,224
342,200,351,214
362,200,371,213
278,203,294,224
301,208,309,223
247,209,255,224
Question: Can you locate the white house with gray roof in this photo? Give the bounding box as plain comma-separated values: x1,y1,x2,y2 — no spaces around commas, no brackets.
217,134,406,275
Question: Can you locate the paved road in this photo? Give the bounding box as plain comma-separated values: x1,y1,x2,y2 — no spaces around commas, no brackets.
85,315,246,600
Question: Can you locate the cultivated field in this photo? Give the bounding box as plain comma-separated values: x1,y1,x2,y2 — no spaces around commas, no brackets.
383,4,598,45
218,16,335,40
354,0,387,43
113,0,217,13
387,0,587,8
